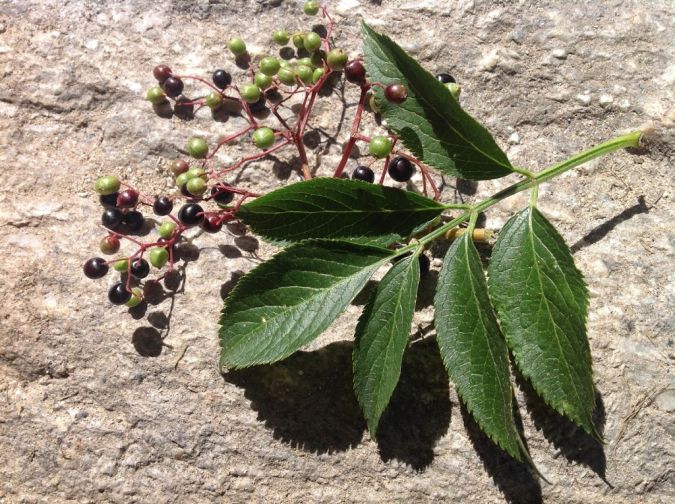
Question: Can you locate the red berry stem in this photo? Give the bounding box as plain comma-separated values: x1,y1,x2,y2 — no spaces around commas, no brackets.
333,86,369,177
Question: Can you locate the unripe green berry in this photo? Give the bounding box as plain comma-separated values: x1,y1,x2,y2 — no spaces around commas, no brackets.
303,32,322,52
312,67,325,84
292,34,305,49
186,137,208,159
186,177,207,196
326,48,348,70
296,64,313,85
277,67,296,86
368,136,393,159
205,91,223,110
255,72,273,89
240,84,261,103
158,221,177,239
272,30,290,45
126,287,144,308
259,56,281,76
297,57,314,68
446,82,462,100
310,51,325,68
175,172,189,188
146,86,167,105
303,1,320,15
95,175,121,195
228,37,247,56
186,167,207,180
252,127,275,149
148,247,170,269
113,258,129,272
279,59,291,69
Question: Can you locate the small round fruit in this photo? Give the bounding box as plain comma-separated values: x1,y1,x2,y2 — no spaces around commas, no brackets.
99,192,119,208
185,167,207,180
201,214,223,233
126,287,144,308
175,172,189,189
252,127,275,149
255,72,273,89
436,73,456,84
186,137,208,159
153,64,173,82
292,34,305,49
240,84,261,104
169,159,189,176
387,156,415,182
303,1,320,15
158,221,177,239
326,48,348,70
95,175,121,196
228,37,247,56
303,32,322,52
446,82,461,100
352,166,375,183
297,57,313,68
205,91,223,109
310,50,325,68
83,257,109,279
117,189,139,208
272,30,290,45
186,177,207,196
108,283,132,305
296,64,313,85
102,208,123,229
312,68,325,84
178,203,205,226
148,247,169,268
100,236,120,255
153,196,173,216
130,258,150,279
277,67,296,85
344,60,366,85
122,210,145,232
259,56,281,76
385,84,407,104
418,254,430,276
212,69,232,89
113,258,129,272
211,183,235,206
146,86,167,105
368,136,393,159
163,76,184,98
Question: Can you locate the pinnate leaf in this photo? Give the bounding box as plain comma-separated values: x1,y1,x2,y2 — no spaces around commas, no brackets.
236,178,444,245
361,21,513,180
487,207,598,438
219,241,392,369
434,233,525,461
353,255,420,437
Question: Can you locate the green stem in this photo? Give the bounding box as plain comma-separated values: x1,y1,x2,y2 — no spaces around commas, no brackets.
409,131,641,249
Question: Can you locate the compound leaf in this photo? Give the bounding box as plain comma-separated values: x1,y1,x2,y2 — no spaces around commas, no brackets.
435,233,525,461
487,207,598,438
353,254,420,437
237,178,444,245
362,21,513,180
219,241,392,369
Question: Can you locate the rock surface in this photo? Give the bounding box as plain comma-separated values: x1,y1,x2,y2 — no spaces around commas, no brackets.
0,1,673,503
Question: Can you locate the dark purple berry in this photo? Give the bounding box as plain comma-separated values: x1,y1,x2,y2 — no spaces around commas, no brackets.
384,84,407,104
387,157,415,182
83,257,109,279
436,73,455,84
212,69,232,89
102,208,123,229
344,60,366,85
352,166,375,183
201,214,223,233
130,258,150,279
117,189,139,208
122,210,145,232
99,192,119,208
153,196,173,216
211,183,235,205
153,64,173,82
108,282,132,305
177,203,204,226
163,76,184,98
419,254,430,276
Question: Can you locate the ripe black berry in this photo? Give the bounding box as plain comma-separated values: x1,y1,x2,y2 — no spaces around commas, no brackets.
83,257,109,279
211,183,235,205
102,208,123,229
153,196,173,216
108,282,132,305
344,60,366,85
212,69,232,89
387,157,415,182
130,258,150,279
163,76,184,98
99,192,119,208
384,84,407,104
352,166,375,183
123,210,145,232
153,64,173,82
178,203,204,226
117,189,139,208
201,214,223,233
419,254,430,276
436,73,455,84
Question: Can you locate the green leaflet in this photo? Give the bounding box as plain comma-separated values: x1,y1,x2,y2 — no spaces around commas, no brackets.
219,241,392,369
361,22,514,180
236,178,444,245
353,255,420,437
487,207,598,438
434,233,525,461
